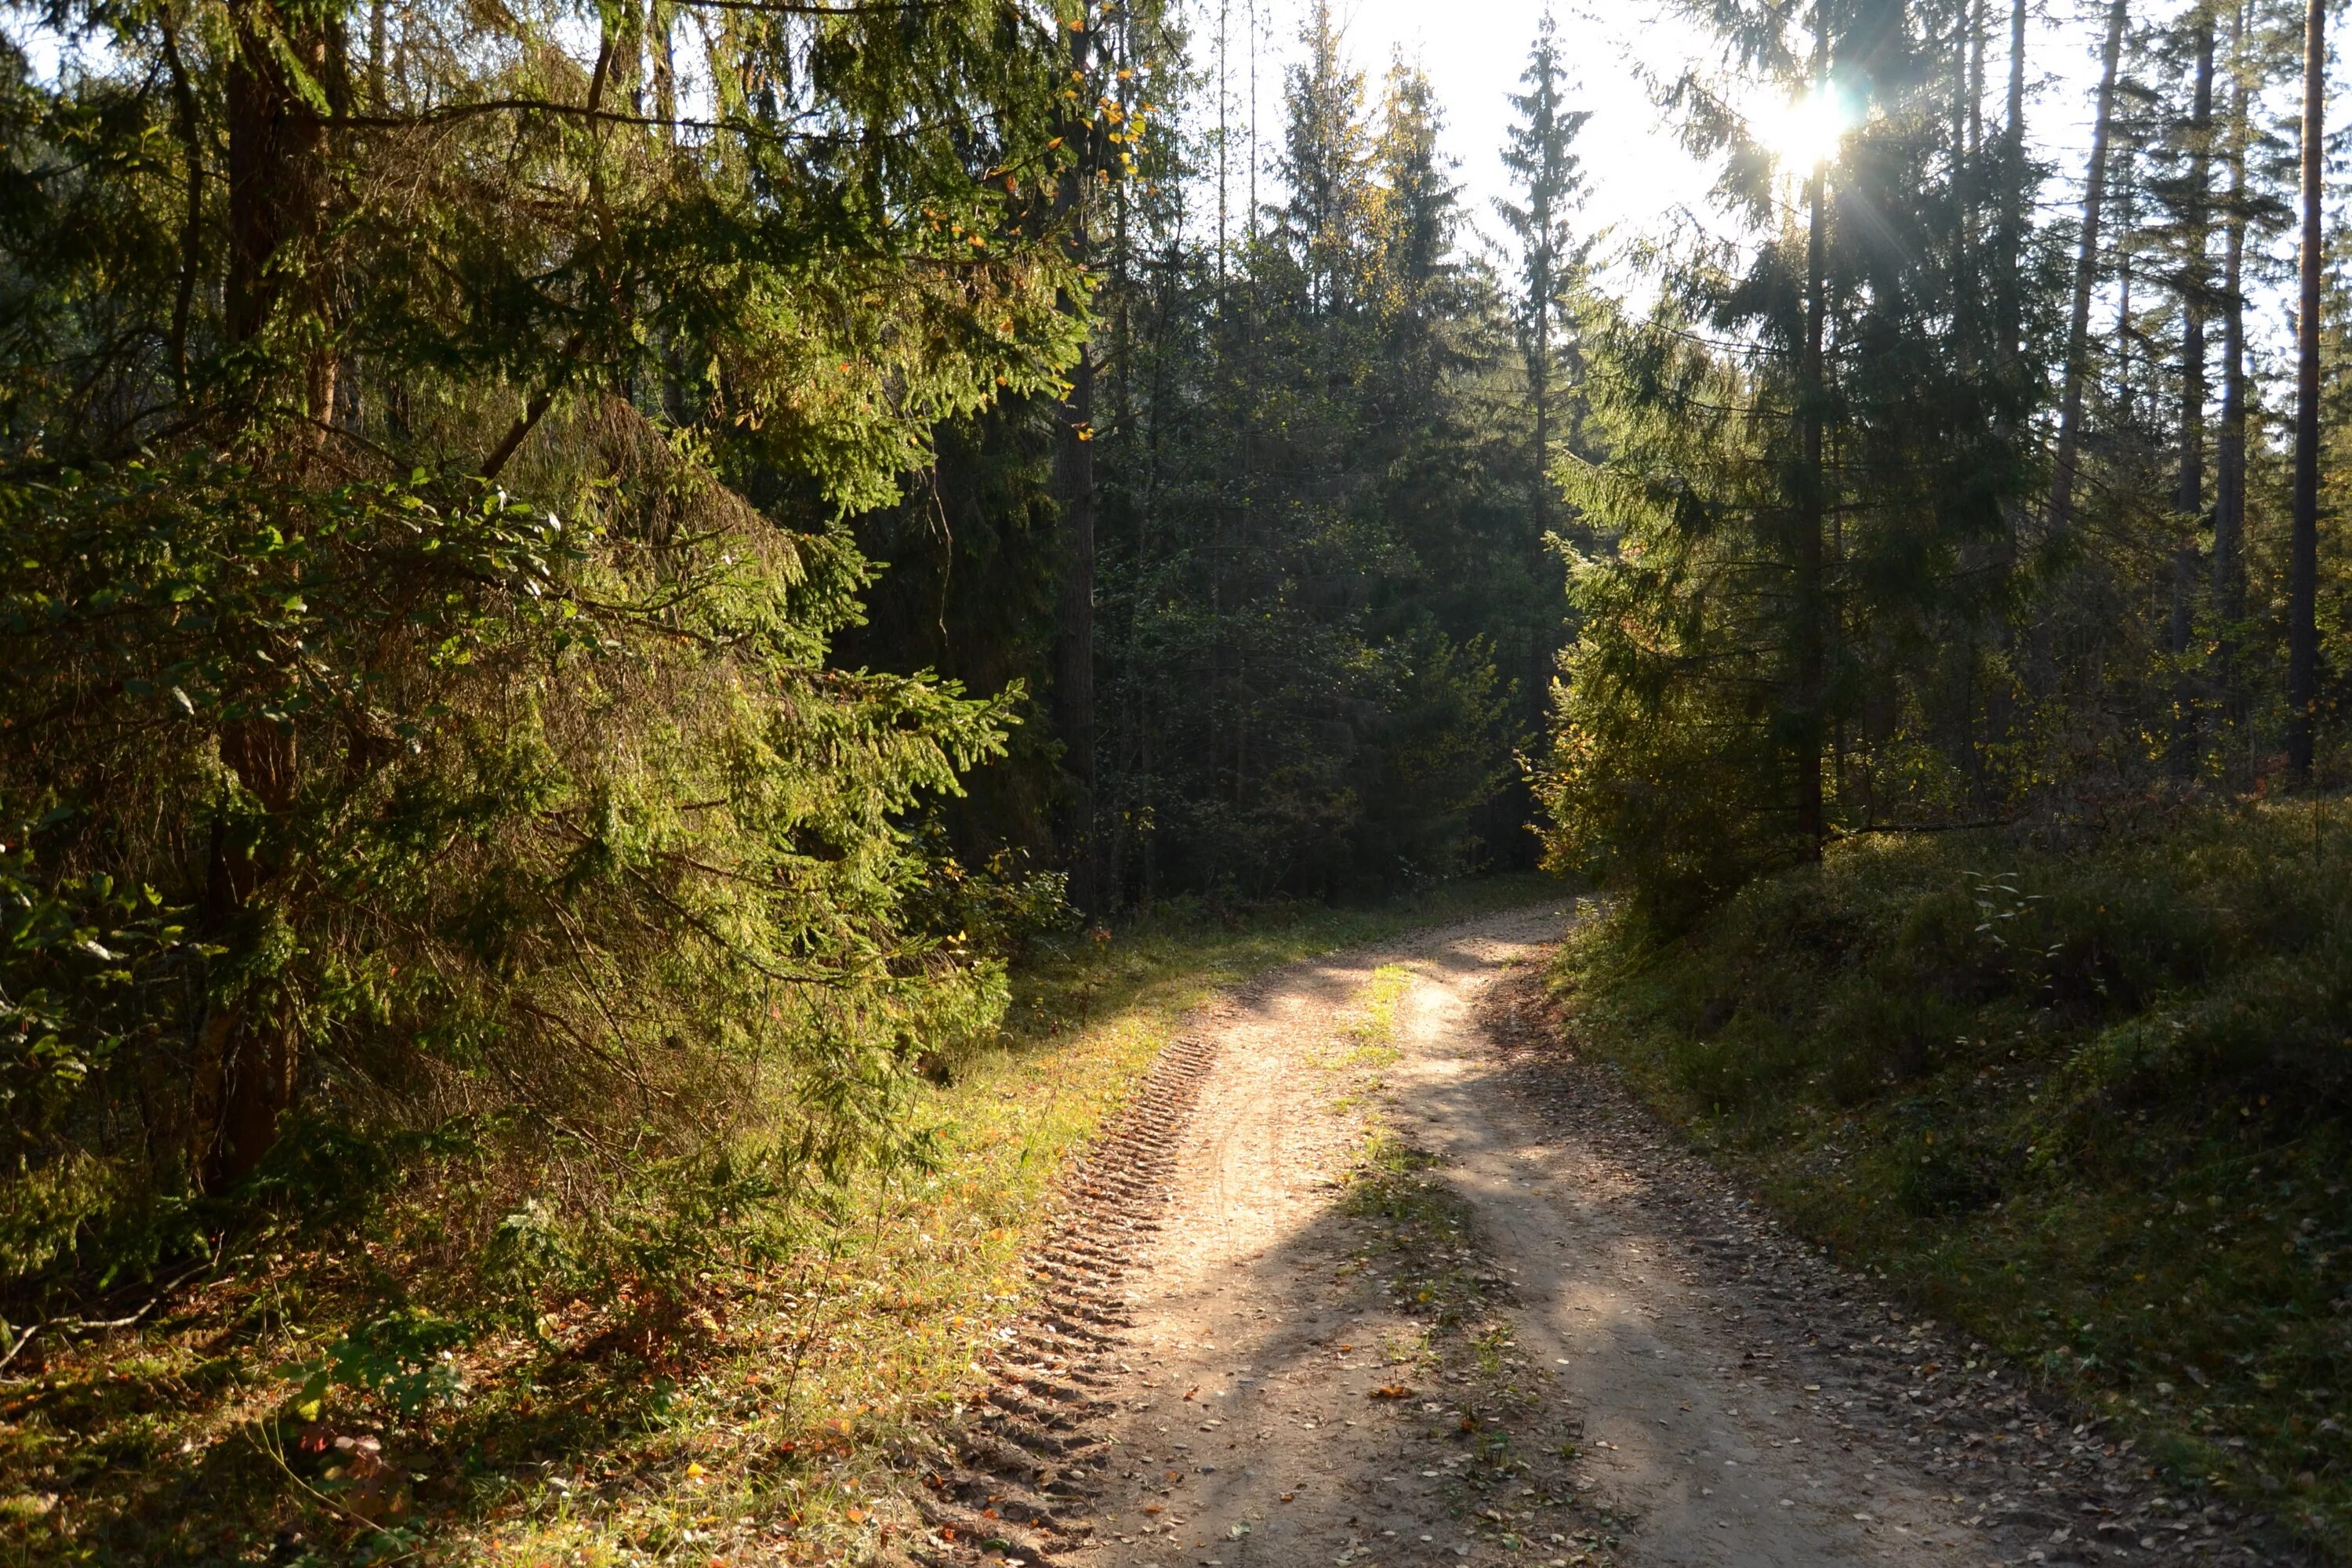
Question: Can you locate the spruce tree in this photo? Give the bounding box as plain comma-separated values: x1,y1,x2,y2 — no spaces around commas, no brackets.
1496,10,1592,538
0,0,1106,1223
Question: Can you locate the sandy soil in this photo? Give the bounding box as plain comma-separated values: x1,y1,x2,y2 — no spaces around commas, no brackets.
916,904,2296,1568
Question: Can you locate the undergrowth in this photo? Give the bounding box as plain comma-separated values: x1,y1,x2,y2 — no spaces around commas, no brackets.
1552,797,2352,1560
0,876,1547,1566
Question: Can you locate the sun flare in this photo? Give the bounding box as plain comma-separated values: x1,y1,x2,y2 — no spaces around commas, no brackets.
1757,89,1853,169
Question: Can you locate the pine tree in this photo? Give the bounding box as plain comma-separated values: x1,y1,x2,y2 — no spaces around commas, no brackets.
2163,3,2219,777
1276,2,1374,320
2049,0,2132,538
2287,0,2326,778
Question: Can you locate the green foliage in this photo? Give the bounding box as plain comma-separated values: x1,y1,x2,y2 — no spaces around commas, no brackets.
1556,798,2352,1553
1537,0,2038,926
0,0,1112,1316
0,430,1027,1283
282,1308,470,1421
1544,0,2352,929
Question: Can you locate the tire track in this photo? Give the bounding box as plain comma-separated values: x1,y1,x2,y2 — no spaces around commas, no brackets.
902,1027,1228,1567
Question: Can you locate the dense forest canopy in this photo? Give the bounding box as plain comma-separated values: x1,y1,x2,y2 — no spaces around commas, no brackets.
4,0,2352,1503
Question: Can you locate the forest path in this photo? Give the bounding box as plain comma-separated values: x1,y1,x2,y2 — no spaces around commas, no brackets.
1054,905,2254,1568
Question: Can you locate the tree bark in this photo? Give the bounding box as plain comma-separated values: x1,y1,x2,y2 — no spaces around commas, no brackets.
197,0,341,1188
2212,0,2249,748
1795,6,1831,857
2048,0,2129,538
227,0,337,422
2170,6,2216,778
1531,295,1551,537
1967,0,1987,167
160,6,204,395
1998,0,2028,370
2288,0,2325,780
1054,17,1100,910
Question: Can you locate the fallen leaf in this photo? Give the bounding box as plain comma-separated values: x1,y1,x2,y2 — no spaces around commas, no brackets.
1372,1385,1415,1399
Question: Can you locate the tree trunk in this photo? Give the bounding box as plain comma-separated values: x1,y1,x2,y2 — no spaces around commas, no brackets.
1531,298,1551,537
2170,6,2216,779
227,0,337,422
1998,0,2028,369
1967,0,1987,166
2212,0,2249,749
2287,0,2325,779
161,6,204,394
1054,20,1100,910
2048,0,2128,537
1054,372,1098,914
197,0,340,1188
1795,6,1831,856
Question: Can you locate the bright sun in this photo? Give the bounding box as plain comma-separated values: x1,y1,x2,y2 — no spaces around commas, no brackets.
1757,89,1853,169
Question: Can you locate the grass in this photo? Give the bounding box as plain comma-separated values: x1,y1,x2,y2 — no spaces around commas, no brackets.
1551,797,2352,1560
1334,1111,1622,1565
0,873,1551,1567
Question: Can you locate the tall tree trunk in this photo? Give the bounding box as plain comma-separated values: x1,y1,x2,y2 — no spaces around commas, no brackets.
2213,0,2250,748
2288,0,2325,779
652,0,676,141
2048,0,2129,537
1967,0,1987,165
1998,0,2028,370
2114,139,2137,426
198,0,342,1188
1054,18,1099,910
2170,5,2216,778
1054,366,1098,912
1795,6,1831,856
1531,298,1551,537
1215,0,1229,275
227,0,338,423
161,6,204,394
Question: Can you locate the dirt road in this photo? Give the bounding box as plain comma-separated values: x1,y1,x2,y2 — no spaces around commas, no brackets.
1009,905,2283,1568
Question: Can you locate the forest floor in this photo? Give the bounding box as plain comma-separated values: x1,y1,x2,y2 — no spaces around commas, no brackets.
935,905,2307,1568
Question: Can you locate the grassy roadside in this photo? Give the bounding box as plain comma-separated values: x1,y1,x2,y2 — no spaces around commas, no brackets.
1549,799,2352,1561
0,875,1549,1567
